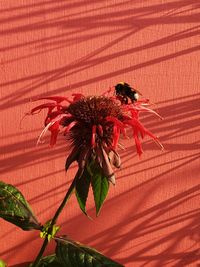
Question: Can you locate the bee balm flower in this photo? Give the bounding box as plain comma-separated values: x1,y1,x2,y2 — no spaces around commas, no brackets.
29,93,163,185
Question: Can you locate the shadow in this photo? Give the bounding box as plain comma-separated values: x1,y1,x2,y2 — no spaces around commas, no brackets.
119,216,200,266
0,0,199,112
118,152,200,183
77,184,200,266
39,180,197,267
1,42,199,111
0,93,198,177
0,95,200,182
0,1,199,266
1,156,199,266
0,0,199,35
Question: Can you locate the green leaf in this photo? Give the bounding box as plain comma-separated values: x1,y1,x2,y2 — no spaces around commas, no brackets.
75,159,110,216
75,167,91,215
0,181,41,231
29,254,63,267
55,236,124,267
0,259,7,267
89,161,110,216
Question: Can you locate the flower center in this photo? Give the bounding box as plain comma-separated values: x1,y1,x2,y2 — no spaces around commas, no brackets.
63,96,123,148
66,96,123,125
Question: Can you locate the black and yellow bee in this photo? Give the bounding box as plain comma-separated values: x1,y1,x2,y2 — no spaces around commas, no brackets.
115,82,140,104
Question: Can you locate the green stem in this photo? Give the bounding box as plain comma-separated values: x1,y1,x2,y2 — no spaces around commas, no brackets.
51,176,78,225
31,168,83,267
31,238,48,267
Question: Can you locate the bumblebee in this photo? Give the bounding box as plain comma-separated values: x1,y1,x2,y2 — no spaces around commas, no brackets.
115,82,140,104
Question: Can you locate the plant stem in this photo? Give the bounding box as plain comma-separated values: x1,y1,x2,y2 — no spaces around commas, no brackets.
31,238,48,267
51,175,78,225
31,168,83,267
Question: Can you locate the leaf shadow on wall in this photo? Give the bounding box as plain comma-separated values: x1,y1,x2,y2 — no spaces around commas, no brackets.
0,0,200,110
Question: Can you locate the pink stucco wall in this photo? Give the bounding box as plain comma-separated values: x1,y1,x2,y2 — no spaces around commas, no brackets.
0,1,199,266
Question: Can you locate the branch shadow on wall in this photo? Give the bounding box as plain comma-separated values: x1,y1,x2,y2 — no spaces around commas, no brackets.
5,173,200,267
0,93,199,266
0,1,199,265
1,92,199,176
52,160,200,266
0,0,199,111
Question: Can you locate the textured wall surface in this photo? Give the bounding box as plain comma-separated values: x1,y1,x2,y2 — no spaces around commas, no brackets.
0,1,199,266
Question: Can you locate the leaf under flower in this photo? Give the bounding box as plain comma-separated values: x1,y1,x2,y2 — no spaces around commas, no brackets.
75,168,91,216
75,159,110,216
88,160,110,216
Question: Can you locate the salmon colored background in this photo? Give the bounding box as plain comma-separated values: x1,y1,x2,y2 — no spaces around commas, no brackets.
0,1,199,266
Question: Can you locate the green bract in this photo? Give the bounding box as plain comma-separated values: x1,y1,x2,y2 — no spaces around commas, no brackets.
0,259,7,267
75,160,109,216
40,221,60,242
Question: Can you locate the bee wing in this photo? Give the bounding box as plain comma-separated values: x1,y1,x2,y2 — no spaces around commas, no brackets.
134,88,143,96
129,85,143,96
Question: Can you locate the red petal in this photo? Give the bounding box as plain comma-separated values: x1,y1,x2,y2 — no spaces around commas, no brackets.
37,96,72,103
112,125,120,149
50,129,60,146
72,93,84,102
45,110,64,125
30,103,57,114
106,116,124,128
137,98,149,104
49,121,60,146
136,106,163,119
124,118,163,151
133,129,143,156
49,121,60,132
63,121,76,135
97,125,103,137
91,125,97,147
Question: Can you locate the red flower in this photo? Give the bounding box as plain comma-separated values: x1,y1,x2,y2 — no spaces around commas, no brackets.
29,92,163,184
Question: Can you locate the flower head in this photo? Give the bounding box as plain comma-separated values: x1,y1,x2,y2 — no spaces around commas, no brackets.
29,91,163,185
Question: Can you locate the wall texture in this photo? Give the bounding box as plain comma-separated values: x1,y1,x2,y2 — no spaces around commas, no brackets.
0,1,199,266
